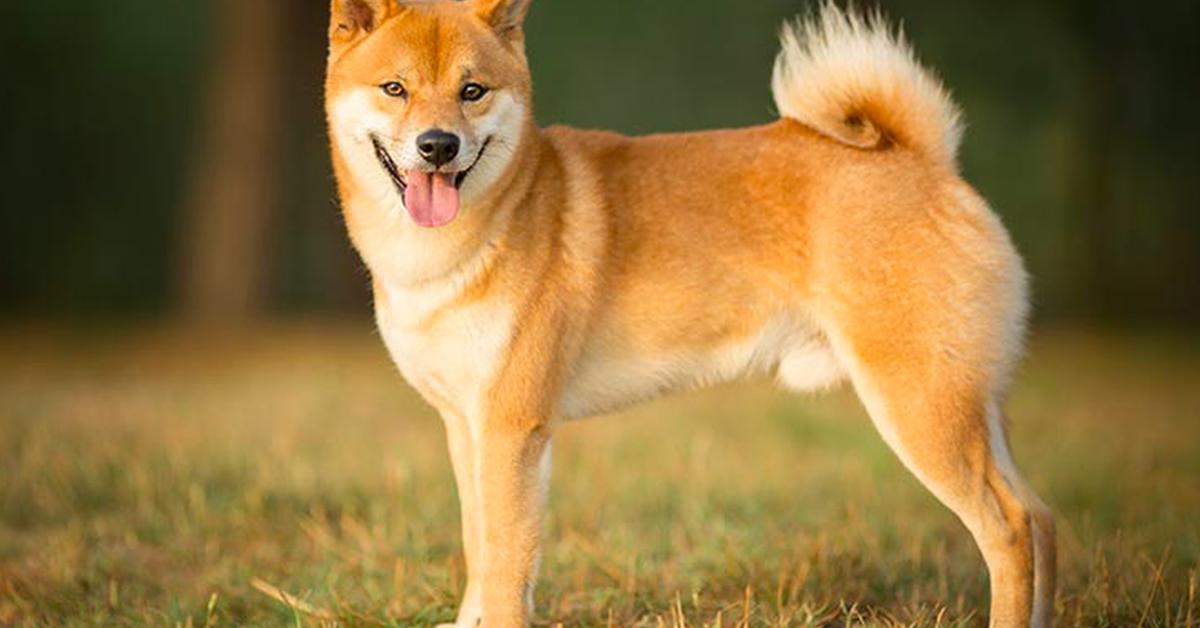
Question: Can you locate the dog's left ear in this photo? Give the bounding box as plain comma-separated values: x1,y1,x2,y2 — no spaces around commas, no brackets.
472,0,532,41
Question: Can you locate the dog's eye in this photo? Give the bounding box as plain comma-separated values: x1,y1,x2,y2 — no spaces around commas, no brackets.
380,82,407,98
460,83,489,102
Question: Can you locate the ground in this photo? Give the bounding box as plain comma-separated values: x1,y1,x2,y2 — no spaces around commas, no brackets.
0,323,1197,626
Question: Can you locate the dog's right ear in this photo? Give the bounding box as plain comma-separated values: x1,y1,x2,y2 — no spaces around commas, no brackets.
472,0,533,42
330,0,394,44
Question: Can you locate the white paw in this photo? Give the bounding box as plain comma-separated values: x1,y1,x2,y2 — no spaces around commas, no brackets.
439,586,482,627
436,612,482,627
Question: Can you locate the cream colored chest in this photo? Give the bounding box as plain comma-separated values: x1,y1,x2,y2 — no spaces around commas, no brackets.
376,284,515,419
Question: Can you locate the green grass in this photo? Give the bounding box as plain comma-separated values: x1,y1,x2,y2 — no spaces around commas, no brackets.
1,324,1197,626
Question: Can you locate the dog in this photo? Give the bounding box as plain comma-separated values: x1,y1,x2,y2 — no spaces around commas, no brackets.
324,1,1056,625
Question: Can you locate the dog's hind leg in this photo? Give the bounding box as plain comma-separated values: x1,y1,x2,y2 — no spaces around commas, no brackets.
827,330,1056,627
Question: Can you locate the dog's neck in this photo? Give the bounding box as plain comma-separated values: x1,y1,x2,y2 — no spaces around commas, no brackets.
340,120,546,292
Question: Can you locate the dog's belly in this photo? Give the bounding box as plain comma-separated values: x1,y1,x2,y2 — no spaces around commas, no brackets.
559,315,846,419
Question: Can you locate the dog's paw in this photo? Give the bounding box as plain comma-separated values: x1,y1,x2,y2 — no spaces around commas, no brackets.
436,618,481,628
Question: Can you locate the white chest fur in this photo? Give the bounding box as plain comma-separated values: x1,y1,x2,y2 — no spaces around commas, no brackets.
375,278,515,421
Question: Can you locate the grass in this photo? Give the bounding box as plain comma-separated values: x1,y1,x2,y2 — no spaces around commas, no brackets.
0,323,1197,626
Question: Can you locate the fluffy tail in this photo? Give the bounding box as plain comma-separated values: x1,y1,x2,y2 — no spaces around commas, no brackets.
771,4,964,169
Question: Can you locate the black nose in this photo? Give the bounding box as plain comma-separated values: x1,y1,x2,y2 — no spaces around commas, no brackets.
416,130,461,167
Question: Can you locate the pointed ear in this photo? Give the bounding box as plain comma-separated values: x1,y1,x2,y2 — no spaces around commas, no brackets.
330,0,395,43
472,0,533,40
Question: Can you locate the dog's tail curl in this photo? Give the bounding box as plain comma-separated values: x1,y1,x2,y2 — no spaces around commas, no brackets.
771,4,964,170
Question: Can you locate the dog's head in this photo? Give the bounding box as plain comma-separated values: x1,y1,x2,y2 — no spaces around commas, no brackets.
326,0,533,228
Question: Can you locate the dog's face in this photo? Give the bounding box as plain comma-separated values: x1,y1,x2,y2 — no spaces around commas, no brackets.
326,0,533,228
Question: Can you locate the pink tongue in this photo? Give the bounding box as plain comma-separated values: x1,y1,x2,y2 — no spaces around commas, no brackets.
403,171,460,228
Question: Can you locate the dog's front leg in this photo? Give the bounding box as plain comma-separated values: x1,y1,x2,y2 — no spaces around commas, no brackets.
441,410,484,627
475,418,553,627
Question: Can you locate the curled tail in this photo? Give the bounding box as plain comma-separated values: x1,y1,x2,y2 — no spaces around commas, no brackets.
771,4,964,169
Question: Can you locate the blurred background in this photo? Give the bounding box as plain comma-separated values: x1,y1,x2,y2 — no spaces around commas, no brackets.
2,1,1199,625
1,0,1197,326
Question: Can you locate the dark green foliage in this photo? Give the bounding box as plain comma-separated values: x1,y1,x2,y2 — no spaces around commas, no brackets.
1,1,1196,325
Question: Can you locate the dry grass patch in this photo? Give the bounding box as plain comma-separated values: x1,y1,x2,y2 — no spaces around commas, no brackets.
0,324,1197,626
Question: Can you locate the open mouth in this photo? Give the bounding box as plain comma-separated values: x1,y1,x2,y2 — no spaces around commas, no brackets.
371,135,408,194
368,134,492,228
369,134,492,194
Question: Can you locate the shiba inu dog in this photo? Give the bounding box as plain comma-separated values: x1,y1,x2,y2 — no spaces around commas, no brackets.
324,0,1056,625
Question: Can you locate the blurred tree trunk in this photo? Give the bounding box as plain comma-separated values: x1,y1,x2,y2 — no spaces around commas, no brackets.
178,0,283,322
